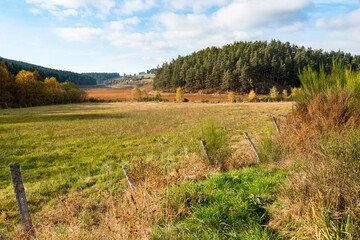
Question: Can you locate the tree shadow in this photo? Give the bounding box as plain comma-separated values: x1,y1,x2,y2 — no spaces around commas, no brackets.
0,113,125,124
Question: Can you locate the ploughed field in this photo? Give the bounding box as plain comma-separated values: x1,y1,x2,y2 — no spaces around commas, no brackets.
0,101,292,237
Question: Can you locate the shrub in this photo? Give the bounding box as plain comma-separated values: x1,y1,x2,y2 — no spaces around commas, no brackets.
228,92,235,102
176,87,184,102
298,61,360,102
248,90,257,102
237,97,243,102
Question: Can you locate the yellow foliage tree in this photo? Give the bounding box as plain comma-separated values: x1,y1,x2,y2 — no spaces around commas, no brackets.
15,70,46,106
176,87,184,102
154,90,161,100
228,92,235,102
248,90,256,102
291,87,301,98
0,61,14,106
131,85,142,101
44,77,64,104
282,89,288,98
269,86,279,99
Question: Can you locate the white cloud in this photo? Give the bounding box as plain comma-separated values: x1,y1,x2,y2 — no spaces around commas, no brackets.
213,0,310,30
317,8,360,29
55,27,102,42
50,9,78,19
277,22,306,32
29,8,41,15
117,0,157,15
163,0,229,13
26,0,115,16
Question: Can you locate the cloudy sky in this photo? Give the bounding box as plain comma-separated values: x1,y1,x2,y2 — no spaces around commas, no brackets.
0,0,359,74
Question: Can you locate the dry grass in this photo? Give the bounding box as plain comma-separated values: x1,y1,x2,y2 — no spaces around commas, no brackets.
267,89,360,239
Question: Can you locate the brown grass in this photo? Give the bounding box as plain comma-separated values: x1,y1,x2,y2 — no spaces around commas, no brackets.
268,89,360,239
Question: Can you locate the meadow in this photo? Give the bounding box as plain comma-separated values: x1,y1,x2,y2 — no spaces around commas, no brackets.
0,101,292,239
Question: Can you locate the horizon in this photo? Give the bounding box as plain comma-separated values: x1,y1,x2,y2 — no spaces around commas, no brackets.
1,0,359,74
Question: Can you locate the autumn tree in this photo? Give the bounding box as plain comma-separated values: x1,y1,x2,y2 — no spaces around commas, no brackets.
131,85,142,101
44,77,64,104
15,70,47,106
0,61,14,107
61,81,87,103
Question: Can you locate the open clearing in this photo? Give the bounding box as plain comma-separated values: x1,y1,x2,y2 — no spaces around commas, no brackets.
0,101,292,237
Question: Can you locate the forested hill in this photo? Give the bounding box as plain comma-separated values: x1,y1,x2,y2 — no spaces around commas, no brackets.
0,57,96,85
154,40,360,93
82,72,120,84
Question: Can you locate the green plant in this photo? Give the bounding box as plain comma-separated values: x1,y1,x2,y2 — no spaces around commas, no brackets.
298,61,360,103
200,118,228,161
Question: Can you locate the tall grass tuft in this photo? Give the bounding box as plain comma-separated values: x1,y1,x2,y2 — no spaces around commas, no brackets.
200,118,228,164
299,61,360,102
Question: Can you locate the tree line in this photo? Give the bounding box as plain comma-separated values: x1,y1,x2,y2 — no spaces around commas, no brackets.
153,40,360,93
0,57,97,85
0,61,87,108
82,72,120,84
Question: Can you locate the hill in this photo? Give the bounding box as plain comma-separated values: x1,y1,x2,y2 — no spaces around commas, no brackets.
153,40,360,93
81,72,120,84
0,57,96,85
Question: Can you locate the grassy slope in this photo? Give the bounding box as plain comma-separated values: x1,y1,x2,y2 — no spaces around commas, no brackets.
0,102,292,236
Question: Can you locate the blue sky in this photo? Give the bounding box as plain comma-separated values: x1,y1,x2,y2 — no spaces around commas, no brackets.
0,0,360,74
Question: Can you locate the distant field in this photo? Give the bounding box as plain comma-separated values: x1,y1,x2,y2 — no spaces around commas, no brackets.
85,88,251,101
0,101,292,237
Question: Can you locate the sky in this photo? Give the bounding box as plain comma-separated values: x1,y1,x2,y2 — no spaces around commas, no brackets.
0,0,360,75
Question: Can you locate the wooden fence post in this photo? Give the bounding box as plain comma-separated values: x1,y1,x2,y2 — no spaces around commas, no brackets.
9,162,34,235
272,116,280,133
200,140,212,165
244,132,260,163
122,165,137,190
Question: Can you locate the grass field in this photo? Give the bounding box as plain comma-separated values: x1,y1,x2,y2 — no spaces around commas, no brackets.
0,101,292,238
85,88,253,102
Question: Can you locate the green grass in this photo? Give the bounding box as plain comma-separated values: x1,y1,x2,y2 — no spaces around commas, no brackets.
153,168,287,239
0,101,292,235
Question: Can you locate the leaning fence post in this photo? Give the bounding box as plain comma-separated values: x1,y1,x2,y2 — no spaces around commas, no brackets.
122,165,137,190
272,116,280,133
200,140,212,165
244,132,260,163
9,162,34,235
